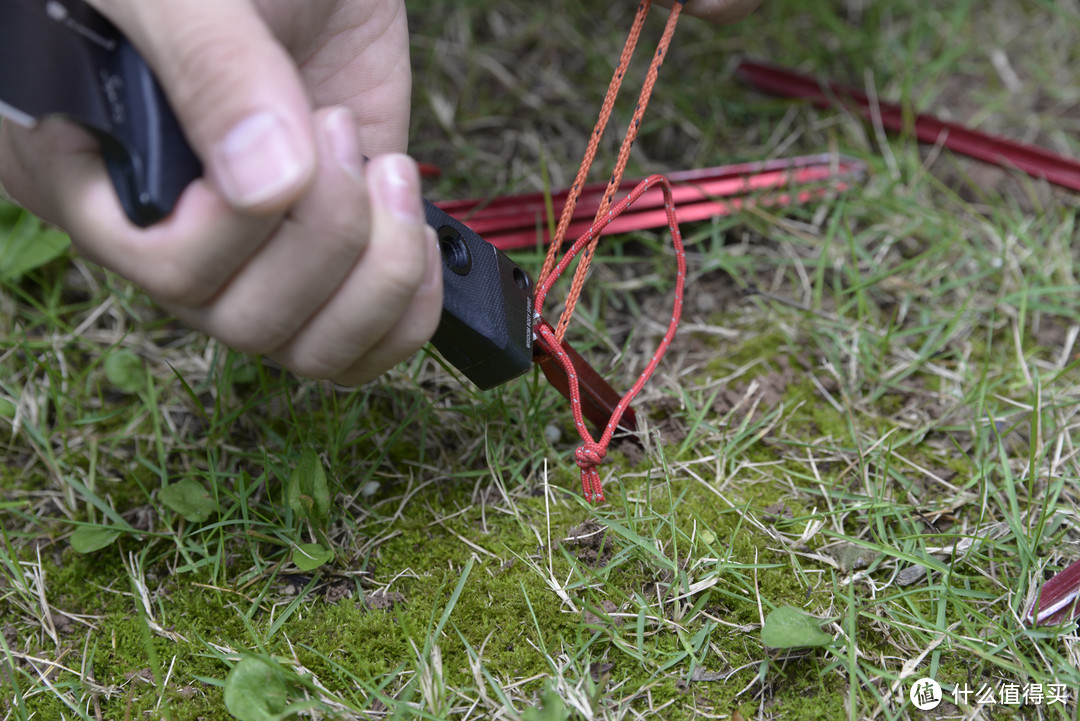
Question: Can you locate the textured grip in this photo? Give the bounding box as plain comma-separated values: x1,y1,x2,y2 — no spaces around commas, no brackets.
425,201,534,389
98,37,202,227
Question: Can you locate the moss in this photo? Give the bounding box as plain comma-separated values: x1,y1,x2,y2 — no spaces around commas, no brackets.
702,326,790,381
6,342,1066,720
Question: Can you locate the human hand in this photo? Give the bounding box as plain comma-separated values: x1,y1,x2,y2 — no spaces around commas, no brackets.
671,0,764,24
0,0,442,386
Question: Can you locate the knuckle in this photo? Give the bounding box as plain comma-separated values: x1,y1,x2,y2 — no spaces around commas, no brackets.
222,334,276,358
330,366,383,387
282,350,348,381
216,314,290,357
375,251,427,302
140,260,216,307
287,173,371,259
165,27,257,126
304,207,369,260
388,299,443,354
410,303,443,346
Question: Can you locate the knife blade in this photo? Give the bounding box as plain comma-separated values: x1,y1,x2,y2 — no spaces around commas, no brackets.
0,0,533,389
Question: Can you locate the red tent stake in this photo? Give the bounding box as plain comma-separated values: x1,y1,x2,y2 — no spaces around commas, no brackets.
436,154,866,251
737,60,1080,192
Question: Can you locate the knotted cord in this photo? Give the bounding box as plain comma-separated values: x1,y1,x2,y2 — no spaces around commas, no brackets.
533,177,685,502
533,1,688,502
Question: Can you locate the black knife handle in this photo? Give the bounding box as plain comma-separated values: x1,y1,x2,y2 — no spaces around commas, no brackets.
96,29,202,227
425,201,534,389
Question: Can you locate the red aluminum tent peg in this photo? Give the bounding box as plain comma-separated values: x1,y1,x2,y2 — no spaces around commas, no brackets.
436,154,867,251
737,60,1080,192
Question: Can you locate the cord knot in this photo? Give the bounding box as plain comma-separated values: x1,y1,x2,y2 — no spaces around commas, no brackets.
575,443,606,470
575,443,607,504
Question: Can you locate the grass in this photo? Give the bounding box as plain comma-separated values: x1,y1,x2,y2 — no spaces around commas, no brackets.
1,0,1079,719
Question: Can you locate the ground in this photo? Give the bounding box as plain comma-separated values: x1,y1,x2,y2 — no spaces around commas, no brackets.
1,1,1079,720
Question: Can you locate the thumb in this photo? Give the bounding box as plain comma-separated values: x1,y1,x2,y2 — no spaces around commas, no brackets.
88,0,316,212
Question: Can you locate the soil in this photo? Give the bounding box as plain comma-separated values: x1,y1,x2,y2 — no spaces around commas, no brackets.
365,590,406,611
563,520,613,568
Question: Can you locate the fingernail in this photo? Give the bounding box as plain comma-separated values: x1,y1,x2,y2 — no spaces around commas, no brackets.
214,111,306,207
373,154,422,224
323,108,365,182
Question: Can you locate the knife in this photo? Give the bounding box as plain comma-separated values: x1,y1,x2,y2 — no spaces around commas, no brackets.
0,0,533,390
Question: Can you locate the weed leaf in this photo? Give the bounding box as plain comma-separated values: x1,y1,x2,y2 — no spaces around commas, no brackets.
760,606,832,649
223,656,289,721
0,219,70,282
70,526,121,553
522,688,568,721
287,449,331,525
292,543,333,571
159,478,218,522
104,350,146,394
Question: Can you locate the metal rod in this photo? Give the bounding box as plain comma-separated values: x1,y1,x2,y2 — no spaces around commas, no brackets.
737,60,1080,192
